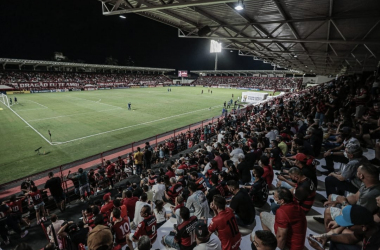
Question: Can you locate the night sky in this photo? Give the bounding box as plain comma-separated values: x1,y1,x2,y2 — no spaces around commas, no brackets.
0,0,272,72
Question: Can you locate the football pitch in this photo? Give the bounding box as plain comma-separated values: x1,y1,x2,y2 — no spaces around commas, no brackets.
0,87,277,184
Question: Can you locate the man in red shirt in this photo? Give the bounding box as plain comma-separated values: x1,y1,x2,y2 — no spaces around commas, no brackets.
162,207,198,250
259,155,274,188
209,195,241,250
123,190,139,222
126,205,157,245
8,195,30,227
101,193,114,219
112,208,133,250
260,188,306,250
29,186,46,224
189,172,207,192
106,160,116,189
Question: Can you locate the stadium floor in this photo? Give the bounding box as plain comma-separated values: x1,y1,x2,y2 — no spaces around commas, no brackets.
2,148,375,250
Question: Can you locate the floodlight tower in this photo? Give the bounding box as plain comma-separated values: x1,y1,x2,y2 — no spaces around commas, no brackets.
210,40,222,71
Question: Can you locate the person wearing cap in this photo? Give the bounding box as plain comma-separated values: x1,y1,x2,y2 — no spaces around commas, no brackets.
321,164,380,230
260,188,306,250
309,205,380,250
321,126,360,175
250,230,277,250
325,143,368,197
193,221,222,250
100,192,114,219
209,195,241,250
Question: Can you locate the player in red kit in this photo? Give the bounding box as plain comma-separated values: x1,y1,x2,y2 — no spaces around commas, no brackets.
209,195,241,250
111,208,133,250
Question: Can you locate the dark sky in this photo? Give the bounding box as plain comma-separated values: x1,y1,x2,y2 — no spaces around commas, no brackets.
0,0,272,71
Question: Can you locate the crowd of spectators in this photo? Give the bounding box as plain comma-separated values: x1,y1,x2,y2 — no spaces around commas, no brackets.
2,74,380,250
0,71,172,88
193,76,303,89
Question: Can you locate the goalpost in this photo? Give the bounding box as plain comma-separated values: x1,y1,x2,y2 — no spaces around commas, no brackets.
0,93,10,108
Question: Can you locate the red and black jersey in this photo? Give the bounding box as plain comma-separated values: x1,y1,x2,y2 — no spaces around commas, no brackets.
30,190,43,205
195,177,207,193
206,169,218,179
188,164,198,171
8,197,25,213
167,183,183,203
86,213,96,228
175,216,198,250
133,215,157,244
148,175,158,186
112,218,130,245
294,177,316,214
106,164,115,178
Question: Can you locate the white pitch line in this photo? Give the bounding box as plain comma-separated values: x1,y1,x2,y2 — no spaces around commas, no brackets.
27,100,48,109
27,108,122,122
0,102,52,145
71,96,121,109
52,105,222,145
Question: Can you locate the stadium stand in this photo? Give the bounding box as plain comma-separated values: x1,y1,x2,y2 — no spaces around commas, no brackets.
2,74,380,250
192,76,303,90
0,71,172,90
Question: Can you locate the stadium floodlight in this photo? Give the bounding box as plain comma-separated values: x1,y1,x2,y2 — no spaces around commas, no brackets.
210,40,222,53
234,0,245,10
119,15,126,19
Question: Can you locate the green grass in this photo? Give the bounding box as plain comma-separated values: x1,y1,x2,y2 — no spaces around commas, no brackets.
0,87,278,184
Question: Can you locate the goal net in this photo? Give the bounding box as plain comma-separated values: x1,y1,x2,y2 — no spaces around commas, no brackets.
0,93,10,108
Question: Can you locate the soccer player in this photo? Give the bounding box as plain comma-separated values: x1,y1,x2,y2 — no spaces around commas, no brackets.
14,97,18,104
112,208,133,250
127,205,157,245
128,102,131,110
201,90,203,94
9,98,12,105
209,195,241,250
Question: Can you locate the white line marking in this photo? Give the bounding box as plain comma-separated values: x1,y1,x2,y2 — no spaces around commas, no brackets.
0,102,52,145
52,105,222,145
27,100,48,109
27,108,122,122
71,97,121,109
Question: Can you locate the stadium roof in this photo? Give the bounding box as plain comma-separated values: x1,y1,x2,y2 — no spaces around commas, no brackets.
191,69,303,75
99,0,380,75
0,58,175,73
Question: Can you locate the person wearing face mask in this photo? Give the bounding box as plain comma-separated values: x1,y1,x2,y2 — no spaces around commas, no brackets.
324,143,368,197
250,230,277,250
260,188,307,250
321,126,360,175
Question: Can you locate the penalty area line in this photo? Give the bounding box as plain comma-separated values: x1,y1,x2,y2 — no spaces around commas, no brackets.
52,104,223,145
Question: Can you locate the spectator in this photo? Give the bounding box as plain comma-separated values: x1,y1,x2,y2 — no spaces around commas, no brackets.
47,214,64,249
133,193,151,227
105,160,115,189
186,182,209,219
236,153,251,184
45,172,65,212
122,190,139,222
259,155,274,188
260,188,307,250
193,221,222,250
152,177,166,202
136,235,151,250
276,136,288,156
206,174,225,205
246,167,269,208
143,146,152,170
162,207,198,250
209,195,241,250
250,230,277,250
153,200,166,228
134,147,144,175
87,221,113,250
101,192,114,219
111,208,133,250
67,168,90,202
227,180,256,227
164,177,183,205
58,221,89,250
325,143,367,196
29,186,46,225
127,205,157,244
189,171,207,193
